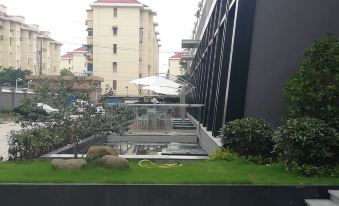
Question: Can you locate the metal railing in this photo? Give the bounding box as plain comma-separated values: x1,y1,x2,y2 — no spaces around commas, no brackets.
121,104,203,134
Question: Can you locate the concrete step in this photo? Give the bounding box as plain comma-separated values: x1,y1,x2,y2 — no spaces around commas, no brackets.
329,190,339,205
173,123,194,126
173,126,196,130
305,199,338,206
172,121,193,124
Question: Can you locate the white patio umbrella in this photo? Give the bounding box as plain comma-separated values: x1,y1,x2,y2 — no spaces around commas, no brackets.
142,86,179,96
130,76,181,89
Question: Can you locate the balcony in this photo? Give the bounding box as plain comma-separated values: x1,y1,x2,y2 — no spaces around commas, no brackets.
87,36,93,45
182,39,201,48
85,52,93,60
86,20,93,29
86,10,93,20
181,53,194,61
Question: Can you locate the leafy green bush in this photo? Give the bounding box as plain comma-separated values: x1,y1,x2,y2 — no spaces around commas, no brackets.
244,155,273,165
8,128,65,160
284,34,339,130
209,149,237,161
221,118,274,161
273,117,339,176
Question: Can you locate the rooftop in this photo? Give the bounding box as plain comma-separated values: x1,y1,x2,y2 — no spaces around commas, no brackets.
73,46,87,52
61,52,73,59
169,52,183,59
61,46,87,59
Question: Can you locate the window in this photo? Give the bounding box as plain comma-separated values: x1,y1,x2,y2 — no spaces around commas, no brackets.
113,44,117,54
113,80,117,90
87,63,93,72
113,8,118,17
112,26,118,36
113,62,117,73
139,73,142,78
88,29,93,37
139,28,144,43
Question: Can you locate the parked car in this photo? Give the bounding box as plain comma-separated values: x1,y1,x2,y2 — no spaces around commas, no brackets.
14,103,59,121
36,103,59,114
96,106,105,114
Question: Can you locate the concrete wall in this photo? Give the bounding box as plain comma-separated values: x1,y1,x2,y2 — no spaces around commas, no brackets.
244,0,339,127
0,185,338,206
188,113,221,154
0,90,35,110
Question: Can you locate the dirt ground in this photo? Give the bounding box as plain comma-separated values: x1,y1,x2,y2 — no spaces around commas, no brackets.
0,122,21,160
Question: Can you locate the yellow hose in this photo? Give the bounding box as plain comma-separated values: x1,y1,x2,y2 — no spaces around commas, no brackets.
139,159,183,169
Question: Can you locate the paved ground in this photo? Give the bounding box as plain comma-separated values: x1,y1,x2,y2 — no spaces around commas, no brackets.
0,122,21,160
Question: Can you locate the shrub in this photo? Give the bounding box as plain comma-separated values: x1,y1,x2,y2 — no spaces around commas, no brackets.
221,118,274,161
273,117,339,176
244,155,273,165
284,34,339,130
209,149,237,161
8,128,65,160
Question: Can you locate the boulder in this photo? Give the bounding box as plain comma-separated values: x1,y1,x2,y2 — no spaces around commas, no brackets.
86,146,118,161
51,159,87,169
100,155,129,170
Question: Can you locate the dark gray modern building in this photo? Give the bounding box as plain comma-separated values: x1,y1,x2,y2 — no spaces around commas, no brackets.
185,0,339,137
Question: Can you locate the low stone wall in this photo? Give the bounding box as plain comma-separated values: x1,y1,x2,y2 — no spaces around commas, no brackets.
0,185,337,206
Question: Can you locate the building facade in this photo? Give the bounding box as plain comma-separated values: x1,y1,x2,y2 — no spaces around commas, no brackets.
85,0,160,96
168,52,183,77
61,46,88,76
0,5,61,75
185,0,339,137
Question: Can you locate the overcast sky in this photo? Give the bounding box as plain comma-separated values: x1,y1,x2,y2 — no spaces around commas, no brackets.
0,0,200,73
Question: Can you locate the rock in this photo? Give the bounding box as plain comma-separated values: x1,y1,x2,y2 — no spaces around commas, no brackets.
51,159,87,169
87,146,118,161
100,155,129,170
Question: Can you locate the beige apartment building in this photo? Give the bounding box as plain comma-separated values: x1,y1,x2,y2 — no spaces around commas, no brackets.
61,46,88,76
168,52,184,77
86,0,160,96
0,4,61,75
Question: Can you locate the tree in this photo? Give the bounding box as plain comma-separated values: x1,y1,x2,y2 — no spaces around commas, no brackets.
284,34,339,130
10,81,134,160
0,68,31,86
60,68,74,76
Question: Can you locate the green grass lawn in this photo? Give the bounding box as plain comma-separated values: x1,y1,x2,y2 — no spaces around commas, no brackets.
0,159,338,185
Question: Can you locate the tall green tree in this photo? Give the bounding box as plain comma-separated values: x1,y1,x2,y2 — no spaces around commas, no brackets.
284,34,339,130
0,68,31,86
